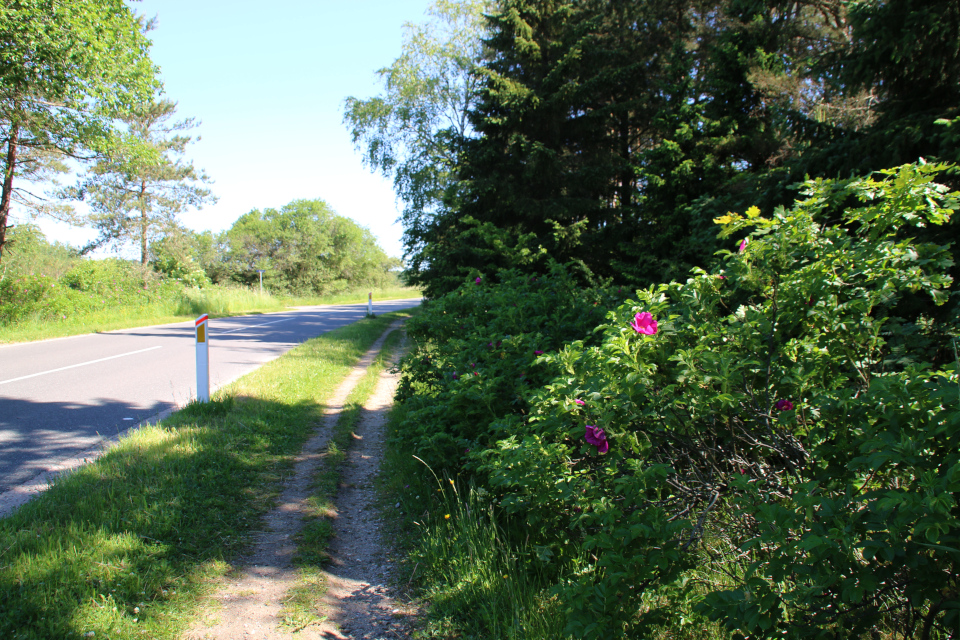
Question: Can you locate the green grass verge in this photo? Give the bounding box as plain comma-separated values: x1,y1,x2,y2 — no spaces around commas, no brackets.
0,311,412,640
0,286,421,344
277,327,407,631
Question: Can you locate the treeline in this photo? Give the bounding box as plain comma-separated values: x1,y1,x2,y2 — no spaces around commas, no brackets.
4,198,399,298
153,198,399,294
349,0,959,297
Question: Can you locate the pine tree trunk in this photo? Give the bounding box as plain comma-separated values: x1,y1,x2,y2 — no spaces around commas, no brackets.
0,124,20,263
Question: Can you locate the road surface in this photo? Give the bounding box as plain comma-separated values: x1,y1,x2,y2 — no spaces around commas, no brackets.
0,299,420,499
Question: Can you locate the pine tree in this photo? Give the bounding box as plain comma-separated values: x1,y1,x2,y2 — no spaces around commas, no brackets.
73,100,216,264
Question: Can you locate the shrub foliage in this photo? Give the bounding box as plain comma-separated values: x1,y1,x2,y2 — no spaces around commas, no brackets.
394,163,960,639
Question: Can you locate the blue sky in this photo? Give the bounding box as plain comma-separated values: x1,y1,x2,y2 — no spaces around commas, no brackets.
28,0,436,260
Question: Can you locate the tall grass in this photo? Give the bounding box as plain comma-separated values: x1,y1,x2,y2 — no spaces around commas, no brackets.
279,285,422,307
379,405,568,640
172,285,284,316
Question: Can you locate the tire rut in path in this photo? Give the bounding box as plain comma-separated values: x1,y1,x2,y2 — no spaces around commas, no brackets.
185,320,414,640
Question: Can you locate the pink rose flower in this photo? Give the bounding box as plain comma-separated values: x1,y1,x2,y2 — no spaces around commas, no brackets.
630,312,658,335
584,425,609,454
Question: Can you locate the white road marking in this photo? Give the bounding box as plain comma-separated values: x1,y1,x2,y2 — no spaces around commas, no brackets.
0,346,163,386
220,318,294,334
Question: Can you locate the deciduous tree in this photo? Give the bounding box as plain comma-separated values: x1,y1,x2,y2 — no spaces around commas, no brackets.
223,199,396,295
343,0,488,272
0,0,157,261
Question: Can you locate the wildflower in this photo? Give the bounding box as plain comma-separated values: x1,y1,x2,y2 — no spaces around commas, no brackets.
630,312,658,335
444,514,451,519
534,350,544,355
475,276,482,284
584,425,609,454
718,275,726,280
575,399,585,406
739,238,748,253
775,399,794,411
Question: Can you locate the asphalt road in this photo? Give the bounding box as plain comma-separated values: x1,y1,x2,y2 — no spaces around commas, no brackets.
0,299,420,495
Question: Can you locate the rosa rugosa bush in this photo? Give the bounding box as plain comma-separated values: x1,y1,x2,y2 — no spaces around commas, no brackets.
475,163,958,638
394,261,618,473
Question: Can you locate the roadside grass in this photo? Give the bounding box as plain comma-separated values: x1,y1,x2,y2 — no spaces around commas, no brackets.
277,327,406,631
378,404,568,640
0,285,421,344
0,311,412,640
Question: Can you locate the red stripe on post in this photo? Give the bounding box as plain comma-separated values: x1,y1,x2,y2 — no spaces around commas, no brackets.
195,314,209,326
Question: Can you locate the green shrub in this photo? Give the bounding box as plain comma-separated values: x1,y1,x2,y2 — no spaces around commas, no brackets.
396,162,960,638
0,273,57,324
1,223,77,280
61,258,155,294
152,255,211,288
394,262,619,474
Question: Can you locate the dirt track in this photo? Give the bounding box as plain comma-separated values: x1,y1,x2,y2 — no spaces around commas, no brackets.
184,321,416,639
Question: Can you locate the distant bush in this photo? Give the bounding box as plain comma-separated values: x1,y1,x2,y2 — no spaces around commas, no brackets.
151,254,211,288
62,258,154,293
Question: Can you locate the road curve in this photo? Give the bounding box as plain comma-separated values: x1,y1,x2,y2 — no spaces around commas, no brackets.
0,299,420,499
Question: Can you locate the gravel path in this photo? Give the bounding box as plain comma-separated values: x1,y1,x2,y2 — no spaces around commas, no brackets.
184,321,415,640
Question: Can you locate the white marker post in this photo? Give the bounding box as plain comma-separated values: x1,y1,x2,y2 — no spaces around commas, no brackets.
195,313,210,403
367,292,373,316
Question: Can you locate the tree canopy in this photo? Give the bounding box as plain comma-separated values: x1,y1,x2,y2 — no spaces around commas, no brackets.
0,0,157,261
374,0,960,298
343,0,488,275
221,199,397,295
